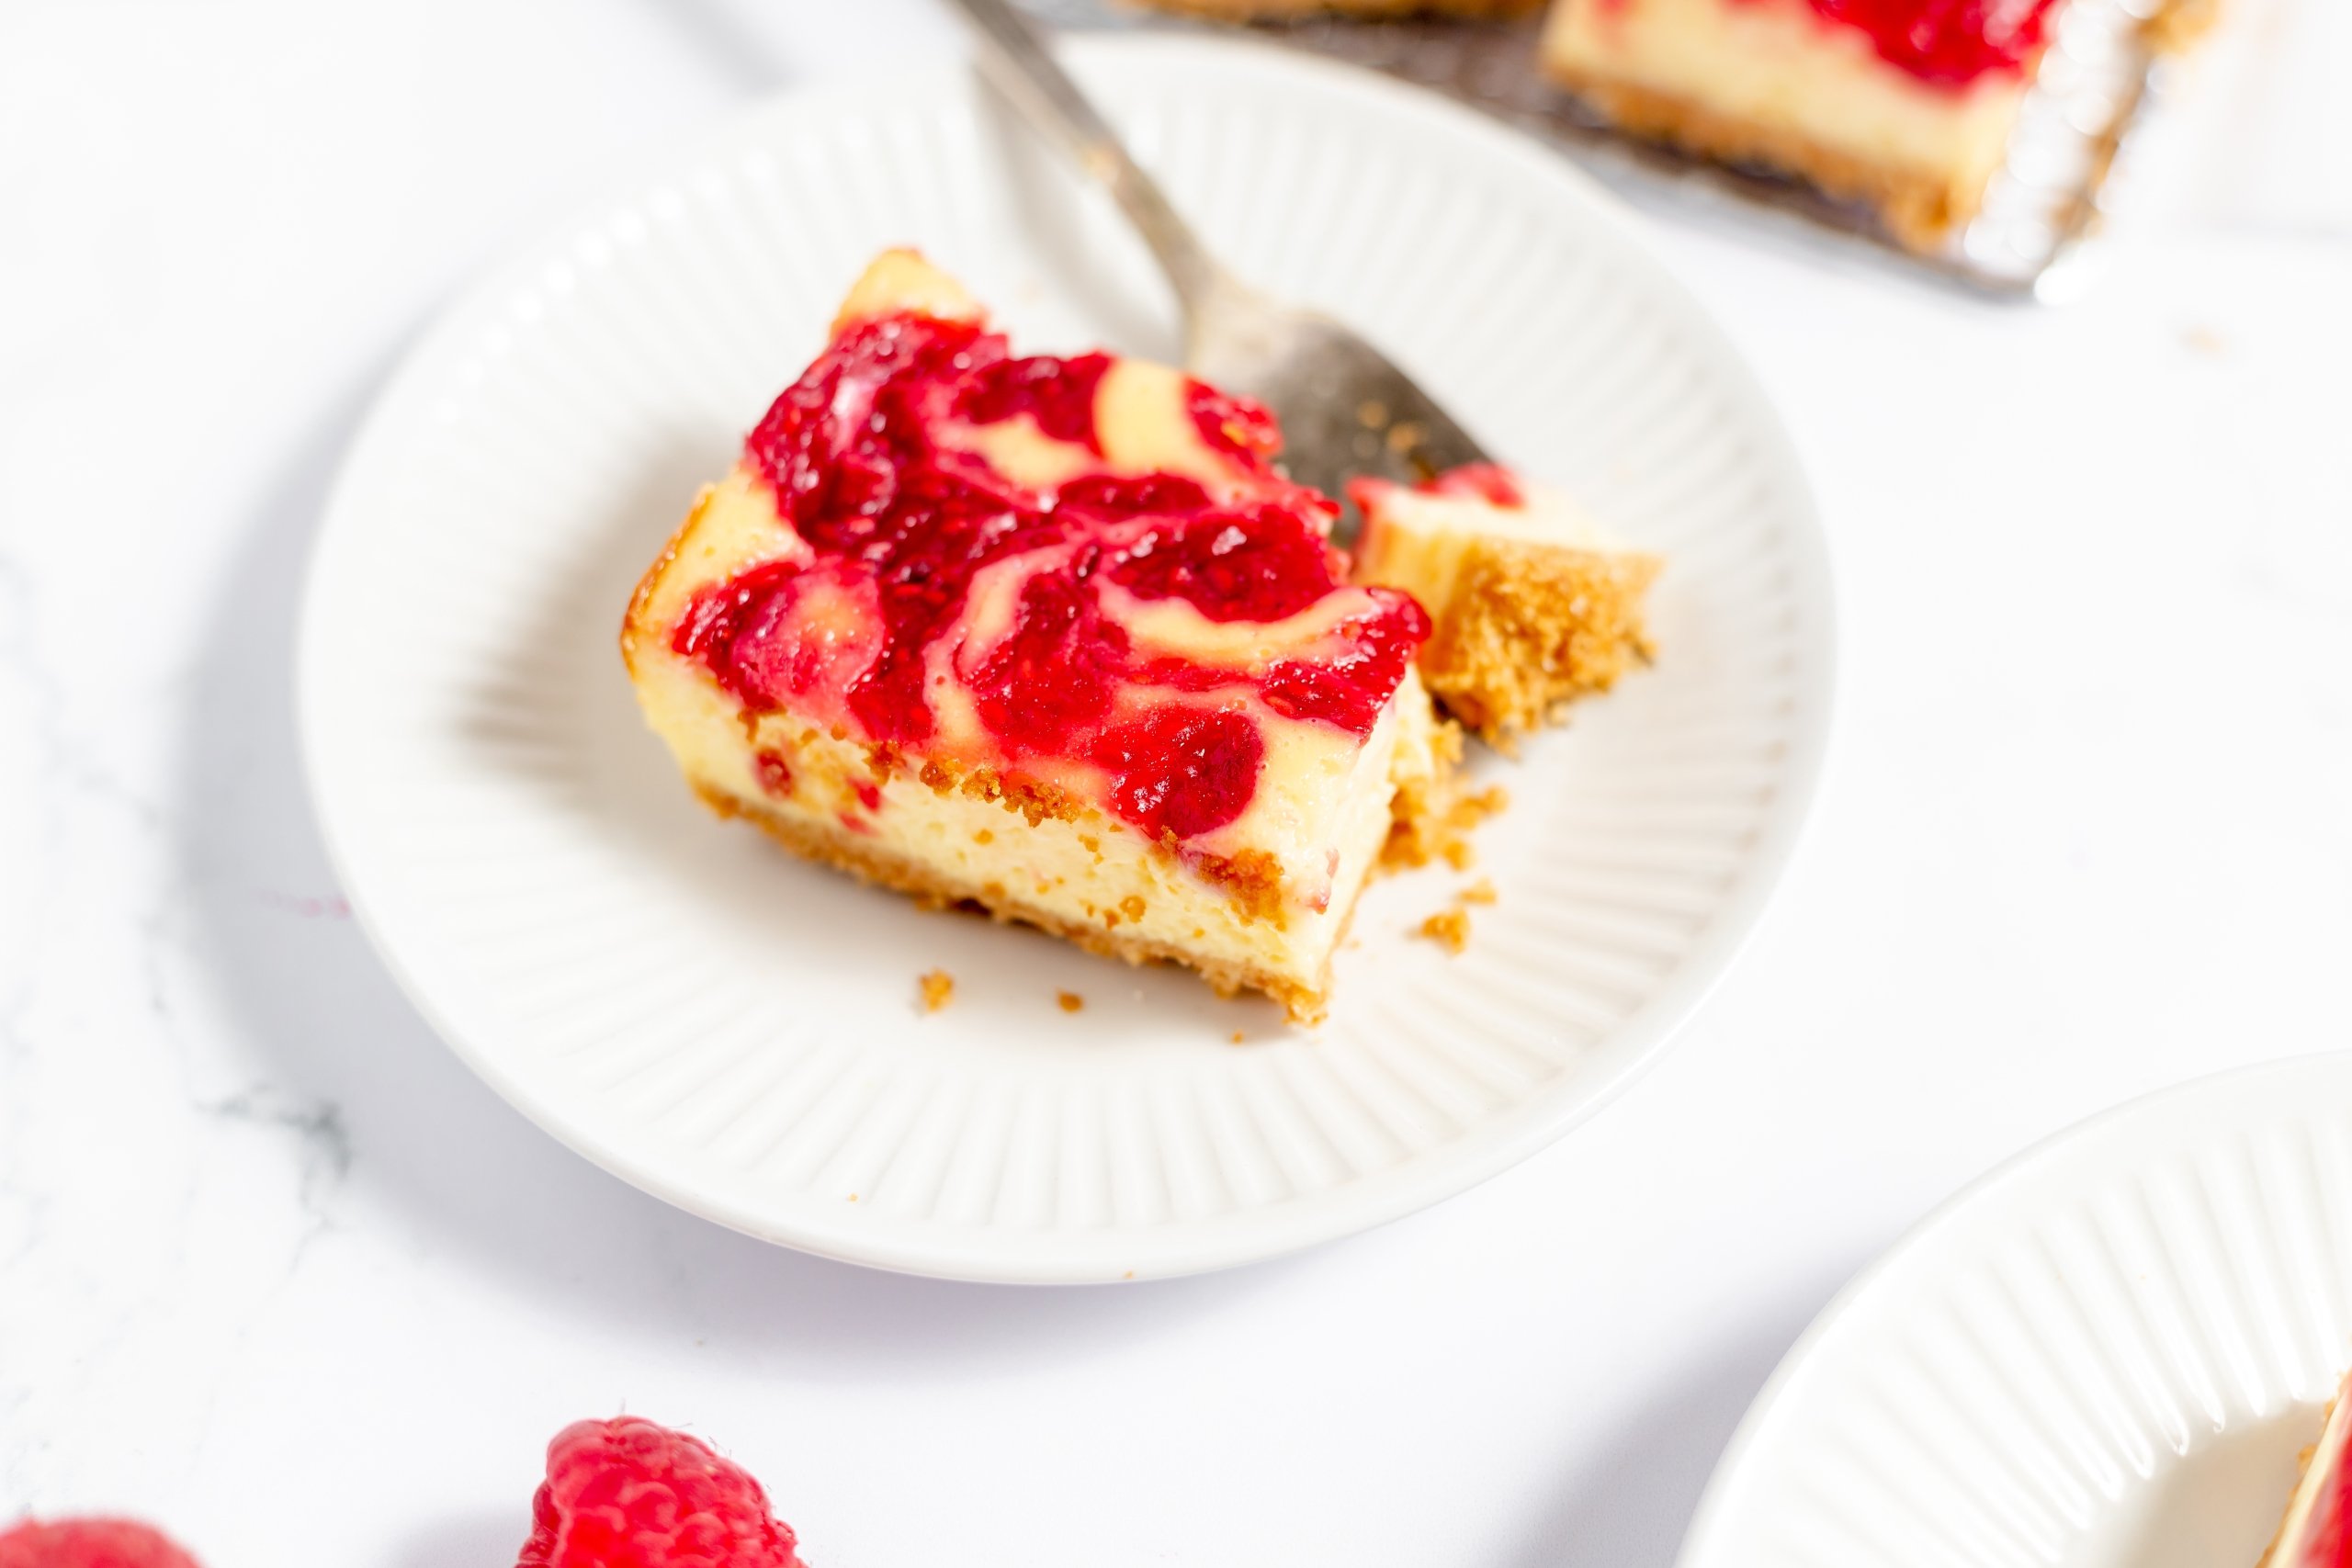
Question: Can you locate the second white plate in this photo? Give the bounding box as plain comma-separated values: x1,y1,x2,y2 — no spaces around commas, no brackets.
300,36,1833,1282
1684,1053,2352,1568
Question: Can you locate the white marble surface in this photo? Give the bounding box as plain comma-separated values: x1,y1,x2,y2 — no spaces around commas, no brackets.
1,2,2346,1563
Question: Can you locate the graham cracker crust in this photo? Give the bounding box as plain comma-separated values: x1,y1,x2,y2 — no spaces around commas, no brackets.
1423,538,1660,747
1543,62,1990,251
689,778,1335,1024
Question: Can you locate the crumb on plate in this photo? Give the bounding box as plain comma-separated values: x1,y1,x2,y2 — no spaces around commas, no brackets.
1057,989,1085,1012
1416,908,1470,955
918,968,955,1013
1385,727,1510,874
1460,878,1498,905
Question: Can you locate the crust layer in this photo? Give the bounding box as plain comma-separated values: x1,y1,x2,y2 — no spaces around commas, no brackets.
688,778,1334,1023
1419,537,1659,746
1544,62,1987,249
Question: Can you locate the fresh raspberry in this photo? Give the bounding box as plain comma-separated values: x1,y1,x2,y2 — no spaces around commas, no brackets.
517,1416,800,1568
0,1518,201,1568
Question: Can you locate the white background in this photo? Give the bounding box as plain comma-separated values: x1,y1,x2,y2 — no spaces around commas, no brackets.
2,2,2347,1563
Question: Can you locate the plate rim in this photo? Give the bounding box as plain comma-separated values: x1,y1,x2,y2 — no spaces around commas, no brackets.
1675,1049,2352,1567
297,31,1839,1283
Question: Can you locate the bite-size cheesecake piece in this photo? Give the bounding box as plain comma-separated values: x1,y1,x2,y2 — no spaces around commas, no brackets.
1351,464,1657,747
624,251,1443,1022
2262,1371,2352,1568
1542,0,2064,248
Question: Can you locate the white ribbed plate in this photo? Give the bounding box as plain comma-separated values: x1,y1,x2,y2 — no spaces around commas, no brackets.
1683,1054,2352,1568
300,36,1833,1282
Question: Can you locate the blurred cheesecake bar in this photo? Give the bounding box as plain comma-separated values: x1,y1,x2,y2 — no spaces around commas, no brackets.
1351,464,1657,747
623,251,1448,1022
1541,0,2065,248
2261,1372,2352,1568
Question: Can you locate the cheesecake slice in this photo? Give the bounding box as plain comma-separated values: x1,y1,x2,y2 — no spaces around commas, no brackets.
623,251,1444,1023
1351,464,1657,747
1542,0,2064,249
2262,1373,2352,1568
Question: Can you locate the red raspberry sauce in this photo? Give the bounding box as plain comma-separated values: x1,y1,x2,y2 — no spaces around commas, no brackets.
1732,0,2064,86
1098,707,1266,841
675,310,1427,842
956,351,1112,452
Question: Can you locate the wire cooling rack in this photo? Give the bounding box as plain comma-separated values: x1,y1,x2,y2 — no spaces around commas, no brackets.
1023,0,2204,299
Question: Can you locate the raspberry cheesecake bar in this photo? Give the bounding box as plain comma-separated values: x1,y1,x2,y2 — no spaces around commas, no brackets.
1351,465,1657,746
623,252,1445,1022
1542,0,2064,247
2262,1372,2352,1568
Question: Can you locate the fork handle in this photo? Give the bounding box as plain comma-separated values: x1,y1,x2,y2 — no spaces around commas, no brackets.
947,0,1227,320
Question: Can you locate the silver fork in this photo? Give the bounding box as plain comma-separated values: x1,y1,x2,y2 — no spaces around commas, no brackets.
948,0,1491,522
